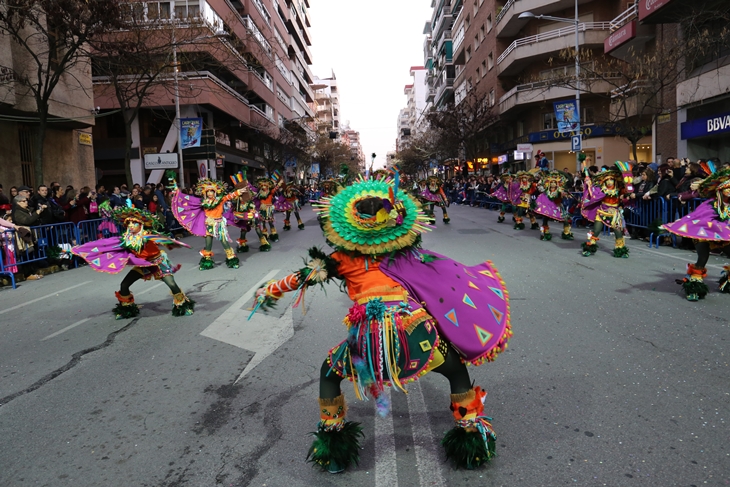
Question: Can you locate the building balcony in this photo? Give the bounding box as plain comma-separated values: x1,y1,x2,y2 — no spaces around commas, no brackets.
497,22,611,77
453,24,465,59
426,88,436,103
495,0,593,38
434,77,455,107
677,63,730,108
499,77,619,116
431,6,452,39
437,31,453,56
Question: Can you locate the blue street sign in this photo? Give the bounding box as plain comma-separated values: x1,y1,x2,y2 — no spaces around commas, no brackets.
571,135,582,152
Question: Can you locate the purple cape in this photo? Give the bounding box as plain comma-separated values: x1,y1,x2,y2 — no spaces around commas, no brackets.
172,191,236,236
492,184,510,203
534,193,565,221
580,184,605,223
71,238,155,274
663,199,730,241
380,250,510,364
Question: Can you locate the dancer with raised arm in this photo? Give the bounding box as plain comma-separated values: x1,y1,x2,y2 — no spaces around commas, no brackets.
249,174,512,473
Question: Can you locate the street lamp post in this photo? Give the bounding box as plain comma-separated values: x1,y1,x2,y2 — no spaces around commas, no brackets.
172,36,185,189
519,0,581,171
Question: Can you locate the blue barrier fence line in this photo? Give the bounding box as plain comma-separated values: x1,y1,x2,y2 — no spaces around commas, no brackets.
0,230,18,289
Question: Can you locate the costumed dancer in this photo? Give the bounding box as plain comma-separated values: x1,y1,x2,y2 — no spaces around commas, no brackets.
662,164,730,301
511,171,538,230
493,173,513,223
249,174,512,473
228,171,271,253
419,176,450,224
533,171,574,241
171,177,243,269
580,162,630,258
71,207,194,319
254,176,282,244
276,181,305,230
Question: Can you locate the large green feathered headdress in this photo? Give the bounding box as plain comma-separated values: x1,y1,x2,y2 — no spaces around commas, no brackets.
313,176,432,255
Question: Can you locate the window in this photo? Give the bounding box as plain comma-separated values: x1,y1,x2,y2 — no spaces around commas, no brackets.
465,14,471,29
479,25,485,42
517,121,524,137
147,2,171,20
473,0,479,15
543,112,557,130
489,89,495,107
583,107,595,124
174,0,200,20
466,46,472,62
488,51,494,70
121,2,145,22
487,14,492,33
481,60,487,77
235,139,249,152
474,35,479,50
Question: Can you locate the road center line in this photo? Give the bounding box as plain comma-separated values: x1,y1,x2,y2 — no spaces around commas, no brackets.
632,245,725,270
406,382,447,487
374,388,398,487
0,281,92,316
41,318,91,341
134,282,166,296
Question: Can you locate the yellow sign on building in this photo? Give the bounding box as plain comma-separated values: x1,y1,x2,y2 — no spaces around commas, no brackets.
78,133,93,146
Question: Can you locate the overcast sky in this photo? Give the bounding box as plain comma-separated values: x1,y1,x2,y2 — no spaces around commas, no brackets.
309,1,433,169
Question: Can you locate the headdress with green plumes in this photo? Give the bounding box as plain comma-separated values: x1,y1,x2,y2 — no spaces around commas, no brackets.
313,176,432,256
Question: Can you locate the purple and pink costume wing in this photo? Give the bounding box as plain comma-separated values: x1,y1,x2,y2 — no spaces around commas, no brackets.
381,251,511,365
171,191,208,236
663,200,730,241
534,194,564,221
71,238,153,274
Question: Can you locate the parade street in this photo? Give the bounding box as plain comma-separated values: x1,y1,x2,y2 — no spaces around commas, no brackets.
0,204,727,487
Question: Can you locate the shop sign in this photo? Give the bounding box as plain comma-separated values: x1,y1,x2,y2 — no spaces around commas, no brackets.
604,21,636,53
497,155,508,164
516,143,533,153
78,133,92,146
638,0,674,21
144,153,178,169
681,111,730,140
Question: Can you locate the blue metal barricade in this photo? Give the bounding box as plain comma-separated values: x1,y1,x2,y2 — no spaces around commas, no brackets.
0,230,17,289
11,222,79,269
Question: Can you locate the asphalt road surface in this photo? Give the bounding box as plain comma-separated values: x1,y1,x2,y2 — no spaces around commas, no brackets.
0,204,727,487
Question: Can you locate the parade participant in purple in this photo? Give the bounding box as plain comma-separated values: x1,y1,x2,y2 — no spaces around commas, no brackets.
533,171,574,241
171,178,244,270
580,162,630,258
72,207,194,319
254,177,283,244
227,172,269,253
419,176,450,223
663,165,730,301
510,171,538,230
275,182,305,230
249,174,511,473
493,173,513,223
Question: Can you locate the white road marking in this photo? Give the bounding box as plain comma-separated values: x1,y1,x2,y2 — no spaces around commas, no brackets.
41,318,91,341
0,281,92,316
135,282,166,296
374,388,398,487
197,270,284,381
406,382,447,487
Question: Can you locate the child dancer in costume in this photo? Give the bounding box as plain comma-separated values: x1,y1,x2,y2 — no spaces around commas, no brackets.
493,173,513,223
419,176,450,224
276,182,305,230
250,175,512,473
580,163,629,258
171,178,242,270
511,171,538,230
71,207,194,319
254,177,281,244
534,171,574,241
663,165,730,301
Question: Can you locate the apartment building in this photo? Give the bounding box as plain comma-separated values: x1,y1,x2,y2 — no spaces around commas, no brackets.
92,0,316,187
341,124,365,169
424,1,456,110
396,66,428,150
0,24,95,188
311,72,340,135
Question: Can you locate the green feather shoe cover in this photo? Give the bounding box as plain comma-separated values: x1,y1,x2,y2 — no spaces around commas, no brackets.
298,222,305,229
113,302,140,320
225,257,240,269
442,424,496,469
199,256,215,270
171,293,195,316
307,421,364,473
561,232,574,240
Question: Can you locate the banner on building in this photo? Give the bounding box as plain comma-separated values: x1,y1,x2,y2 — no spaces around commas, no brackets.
553,100,580,134
180,118,203,149
310,163,320,179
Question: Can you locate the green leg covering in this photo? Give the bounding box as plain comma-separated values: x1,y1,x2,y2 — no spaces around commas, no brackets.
307,421,364,473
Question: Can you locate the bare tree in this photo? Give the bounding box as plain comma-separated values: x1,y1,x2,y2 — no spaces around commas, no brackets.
310,132,352,178
426,87,500,176
0,0,122,184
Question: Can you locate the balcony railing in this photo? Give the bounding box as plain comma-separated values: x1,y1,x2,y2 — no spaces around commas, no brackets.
431,5,452,37
610,2,638,31
453,24,465,53
497,22,611,65
495,0,516,26
251,0,271,25
242,15,272,57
